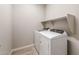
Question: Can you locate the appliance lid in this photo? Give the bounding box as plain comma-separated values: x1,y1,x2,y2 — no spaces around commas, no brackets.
39,30,62,39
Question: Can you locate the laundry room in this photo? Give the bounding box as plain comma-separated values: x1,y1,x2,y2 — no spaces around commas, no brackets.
0,4,79,55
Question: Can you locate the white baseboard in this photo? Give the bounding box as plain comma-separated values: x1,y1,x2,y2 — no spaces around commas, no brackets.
10,44,34,55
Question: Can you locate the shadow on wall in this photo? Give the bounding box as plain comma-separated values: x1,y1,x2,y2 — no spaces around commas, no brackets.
68,37,79,55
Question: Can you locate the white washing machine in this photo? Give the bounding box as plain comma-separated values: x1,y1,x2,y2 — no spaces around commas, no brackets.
34,29,67,55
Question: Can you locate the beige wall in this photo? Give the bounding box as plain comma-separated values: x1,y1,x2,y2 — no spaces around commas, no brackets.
12,4,45,48
0,5,12,54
